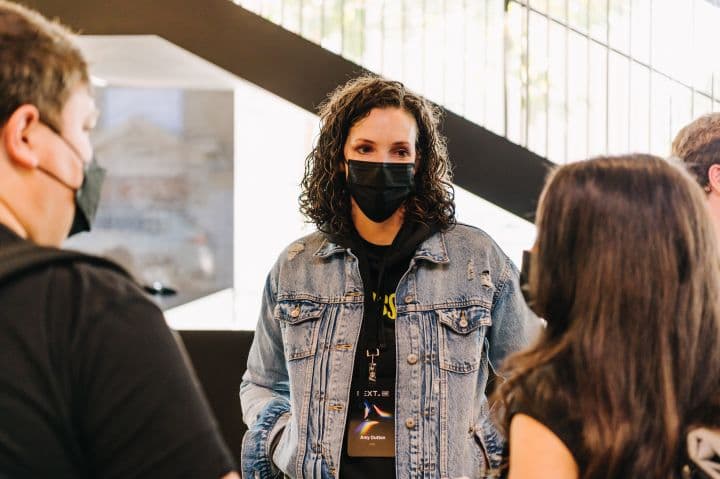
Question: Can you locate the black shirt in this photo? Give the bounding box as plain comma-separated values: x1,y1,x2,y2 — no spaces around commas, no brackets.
506,367,587,473
0,224,234,478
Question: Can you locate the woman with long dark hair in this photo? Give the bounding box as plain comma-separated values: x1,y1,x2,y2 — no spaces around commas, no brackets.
496,155,720,479
240,75,539,478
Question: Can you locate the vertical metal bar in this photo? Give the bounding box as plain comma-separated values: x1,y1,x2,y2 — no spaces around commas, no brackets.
462,0,467,116
321,0,326,44
605,0,610,154
647,0,653,150
627,0,633,150
340,0,345,56
380,0,385,73
299,0,304,36
563,0,569,162
545,0,551,159
422,0,426,92
361,0,366,64
503,0,510,138
690,0,696,118
524,1,530,147
483,0,489,124
443,0,448,105
401,0,406,81
585,0,591,158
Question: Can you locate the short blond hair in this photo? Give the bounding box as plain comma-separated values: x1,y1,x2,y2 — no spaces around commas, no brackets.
0,0,88,132
672,113,720,188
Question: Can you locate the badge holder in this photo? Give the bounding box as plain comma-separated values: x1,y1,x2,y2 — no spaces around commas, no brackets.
347,349,395,457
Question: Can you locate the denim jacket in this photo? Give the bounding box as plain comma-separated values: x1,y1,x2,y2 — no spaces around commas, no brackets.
240,224,539,479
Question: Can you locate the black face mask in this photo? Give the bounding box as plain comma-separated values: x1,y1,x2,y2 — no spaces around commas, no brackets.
519,249,540,316
346,159,415,223
37,124,106,237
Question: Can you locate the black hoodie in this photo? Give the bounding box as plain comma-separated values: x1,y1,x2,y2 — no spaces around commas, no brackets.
337,220,437,478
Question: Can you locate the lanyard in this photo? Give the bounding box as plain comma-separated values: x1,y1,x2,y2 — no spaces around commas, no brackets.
355,241,389,383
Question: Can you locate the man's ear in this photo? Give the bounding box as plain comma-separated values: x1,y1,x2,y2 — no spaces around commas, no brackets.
1,105,42,169
708,164,720,194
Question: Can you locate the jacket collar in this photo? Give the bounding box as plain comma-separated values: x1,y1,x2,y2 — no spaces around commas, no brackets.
314,231,449,264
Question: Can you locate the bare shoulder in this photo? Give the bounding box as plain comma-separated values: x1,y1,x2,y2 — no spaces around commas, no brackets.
508,413,579,479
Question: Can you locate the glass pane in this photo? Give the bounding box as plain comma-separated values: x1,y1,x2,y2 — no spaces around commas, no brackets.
588,0,608,43
630,0,651,65
527,11,548,156
423,0,446,104
529,0,548,14
362,0,383,73
607,51,630,155
342,0,365,64
261,0,284,23
608,0,630,54
568,0,589,34
237,0,262,15
321,0,343,54
281,0,303,34
547,20,567,163
547,0,567,23
382,0,403,80
301,0,323,44
692,0,719,97
463,0,486,126
483,0,507,135
504,2,526,146
567,31,588,162
444,0,466,114
669,82,693,146
694,93,713,120
402,0,424,94
650,73,672,157
587,41,608,157
629,63,650,153
652,0,692,86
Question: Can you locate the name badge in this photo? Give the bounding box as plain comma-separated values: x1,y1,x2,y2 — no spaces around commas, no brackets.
347,380,395,457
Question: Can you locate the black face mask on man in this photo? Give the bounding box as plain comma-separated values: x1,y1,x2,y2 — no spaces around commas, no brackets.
36,124,106,237
346,159,415,223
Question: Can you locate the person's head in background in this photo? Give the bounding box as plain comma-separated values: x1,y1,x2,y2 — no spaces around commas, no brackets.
496,155,720,478
672,113,720,238
299,74,455,243
0,0,99,247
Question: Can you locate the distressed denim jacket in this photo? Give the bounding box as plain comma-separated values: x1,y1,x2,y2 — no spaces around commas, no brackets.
240,224,539,479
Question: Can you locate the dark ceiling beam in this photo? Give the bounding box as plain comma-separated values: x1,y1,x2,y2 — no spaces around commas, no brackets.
27,0,552,220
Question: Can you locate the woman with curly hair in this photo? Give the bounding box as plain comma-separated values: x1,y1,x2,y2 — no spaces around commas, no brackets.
495,155,720,479
240,75,538,479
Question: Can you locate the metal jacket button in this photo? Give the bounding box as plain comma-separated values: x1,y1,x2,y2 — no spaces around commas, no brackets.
290,307,300,318
407,353,418,365
405,418,416,429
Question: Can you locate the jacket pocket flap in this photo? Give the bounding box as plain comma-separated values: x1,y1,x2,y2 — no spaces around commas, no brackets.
437,305,491,334
276,300,326,325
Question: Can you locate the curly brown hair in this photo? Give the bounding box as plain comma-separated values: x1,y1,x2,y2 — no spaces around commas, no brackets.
299,75,455,237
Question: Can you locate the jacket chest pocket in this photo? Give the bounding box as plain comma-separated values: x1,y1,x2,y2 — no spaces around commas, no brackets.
276,300,325,361
437,305,492,373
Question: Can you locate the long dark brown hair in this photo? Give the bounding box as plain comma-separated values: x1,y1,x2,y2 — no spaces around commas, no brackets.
299,75,455,237
495,155,720,478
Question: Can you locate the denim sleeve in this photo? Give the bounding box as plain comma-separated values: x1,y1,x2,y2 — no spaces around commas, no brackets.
488,257,542,375
240,266,292,478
